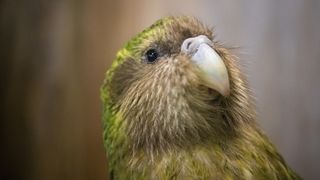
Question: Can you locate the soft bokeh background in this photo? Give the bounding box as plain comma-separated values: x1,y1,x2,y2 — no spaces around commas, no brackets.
1,0,319,179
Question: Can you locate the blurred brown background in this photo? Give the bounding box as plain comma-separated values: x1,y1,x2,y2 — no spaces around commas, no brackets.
1,0,319,180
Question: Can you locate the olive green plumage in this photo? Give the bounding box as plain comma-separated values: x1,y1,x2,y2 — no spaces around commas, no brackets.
101,16,300,179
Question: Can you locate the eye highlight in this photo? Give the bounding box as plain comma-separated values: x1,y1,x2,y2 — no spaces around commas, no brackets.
145,49,159,63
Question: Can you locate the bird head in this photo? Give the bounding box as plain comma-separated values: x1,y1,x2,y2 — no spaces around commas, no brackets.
102,16,255,155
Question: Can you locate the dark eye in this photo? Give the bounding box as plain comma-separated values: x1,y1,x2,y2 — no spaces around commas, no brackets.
145,49,159,63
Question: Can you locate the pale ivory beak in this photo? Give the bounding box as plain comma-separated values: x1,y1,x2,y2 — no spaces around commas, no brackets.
181,35,230,96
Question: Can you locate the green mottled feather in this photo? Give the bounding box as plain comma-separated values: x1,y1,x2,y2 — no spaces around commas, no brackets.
101,17,171,179
101,16,300,180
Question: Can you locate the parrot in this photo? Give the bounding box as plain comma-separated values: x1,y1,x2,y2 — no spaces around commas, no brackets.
101,16,300,179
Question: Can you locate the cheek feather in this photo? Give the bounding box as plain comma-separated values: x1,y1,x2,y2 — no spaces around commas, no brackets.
115,55,227,154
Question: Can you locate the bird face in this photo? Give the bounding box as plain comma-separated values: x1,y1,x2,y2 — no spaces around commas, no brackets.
106,17,235,153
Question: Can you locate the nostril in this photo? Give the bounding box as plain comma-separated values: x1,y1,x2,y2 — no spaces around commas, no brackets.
181,38,197,55
181,35,212,55
186,41,192,49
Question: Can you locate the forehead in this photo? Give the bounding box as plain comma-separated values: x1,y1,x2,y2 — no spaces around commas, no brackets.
124,17,213,56
162,16,213,45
